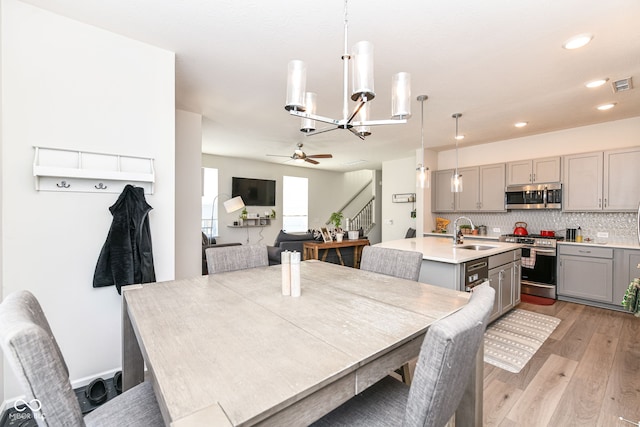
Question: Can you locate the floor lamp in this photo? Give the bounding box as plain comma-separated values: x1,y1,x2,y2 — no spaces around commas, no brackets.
209,194,245,240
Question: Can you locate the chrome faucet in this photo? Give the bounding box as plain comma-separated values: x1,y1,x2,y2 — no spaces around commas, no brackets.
453,216,475,246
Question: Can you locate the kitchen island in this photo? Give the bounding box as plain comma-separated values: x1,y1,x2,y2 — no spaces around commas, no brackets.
376,237,523,321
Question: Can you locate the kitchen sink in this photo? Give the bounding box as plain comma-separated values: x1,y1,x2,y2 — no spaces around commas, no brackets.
457,244,497,251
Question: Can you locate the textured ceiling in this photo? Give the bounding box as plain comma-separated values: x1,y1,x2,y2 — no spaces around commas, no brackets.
20,0,640,171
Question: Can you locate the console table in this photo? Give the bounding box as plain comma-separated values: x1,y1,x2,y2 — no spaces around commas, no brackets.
303,238,370,268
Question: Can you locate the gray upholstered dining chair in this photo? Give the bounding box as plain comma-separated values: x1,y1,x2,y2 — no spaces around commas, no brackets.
311,284,495,427
0,290,164,427
359,246,423,281
205,244,269,274
359,245,424,383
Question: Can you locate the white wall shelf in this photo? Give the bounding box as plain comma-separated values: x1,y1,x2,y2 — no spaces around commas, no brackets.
33,146,155,194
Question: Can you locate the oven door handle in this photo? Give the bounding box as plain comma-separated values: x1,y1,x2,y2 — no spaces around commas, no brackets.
525,248,556,255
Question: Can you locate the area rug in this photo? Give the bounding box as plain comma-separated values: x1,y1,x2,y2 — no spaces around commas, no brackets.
484,309,560,373
521,293,556,305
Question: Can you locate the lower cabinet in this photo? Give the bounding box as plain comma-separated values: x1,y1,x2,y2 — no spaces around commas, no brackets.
557,245,613,303
488,251,521,323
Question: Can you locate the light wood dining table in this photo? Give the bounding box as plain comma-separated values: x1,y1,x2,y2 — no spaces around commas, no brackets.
122,260,480,426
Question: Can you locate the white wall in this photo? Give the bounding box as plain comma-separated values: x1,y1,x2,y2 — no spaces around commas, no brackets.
1,0,175,399
0,0,4,405
202,154,373,245
437,117,640,169
175,110,202,279
381,157,418,241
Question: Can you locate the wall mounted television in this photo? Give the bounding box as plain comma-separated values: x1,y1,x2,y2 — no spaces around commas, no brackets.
231,177,276,206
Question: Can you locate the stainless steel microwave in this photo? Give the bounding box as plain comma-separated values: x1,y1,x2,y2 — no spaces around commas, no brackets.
505,183,562,209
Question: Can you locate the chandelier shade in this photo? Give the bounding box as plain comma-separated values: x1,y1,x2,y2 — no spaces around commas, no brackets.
284,0,410,139
300,92,317,133
392,72,412,119
285,60,307,112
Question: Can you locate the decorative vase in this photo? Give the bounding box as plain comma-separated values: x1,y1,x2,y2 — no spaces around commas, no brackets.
335,232,344,242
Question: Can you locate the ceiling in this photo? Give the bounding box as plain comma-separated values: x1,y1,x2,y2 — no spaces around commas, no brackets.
20,0,640,171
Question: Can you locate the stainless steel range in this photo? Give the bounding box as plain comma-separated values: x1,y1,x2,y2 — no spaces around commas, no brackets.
499,234,563,299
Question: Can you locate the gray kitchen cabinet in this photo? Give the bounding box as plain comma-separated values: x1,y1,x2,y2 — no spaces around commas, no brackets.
614,249,640,307
513,259,522,306
454,163,506,212
557,245,613,303
488,250,521,322
603,147,640,211
431,169,455,212
563,152,602,211
563,147,640,212
507,156,561,185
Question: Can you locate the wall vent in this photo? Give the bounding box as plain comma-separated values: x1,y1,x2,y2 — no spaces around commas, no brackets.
612,77,633,93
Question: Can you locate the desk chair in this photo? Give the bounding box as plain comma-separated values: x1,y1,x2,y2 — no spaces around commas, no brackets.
360,246,423,284
205,244,269,274
311,284,495,427
0,290,163,427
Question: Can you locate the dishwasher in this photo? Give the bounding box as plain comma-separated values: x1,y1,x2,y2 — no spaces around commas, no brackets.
462,257,489,292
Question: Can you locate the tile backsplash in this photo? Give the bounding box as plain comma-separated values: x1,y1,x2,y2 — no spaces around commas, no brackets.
434,210,639,244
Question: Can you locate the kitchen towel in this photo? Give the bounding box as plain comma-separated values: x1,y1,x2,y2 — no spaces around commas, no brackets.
521,248,536,269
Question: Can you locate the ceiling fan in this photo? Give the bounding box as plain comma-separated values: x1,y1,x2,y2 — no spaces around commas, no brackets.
267,143,333,165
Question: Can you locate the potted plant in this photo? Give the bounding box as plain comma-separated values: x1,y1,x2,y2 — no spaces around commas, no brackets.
329,212,343,230
241,208,248,220
329,212,344,242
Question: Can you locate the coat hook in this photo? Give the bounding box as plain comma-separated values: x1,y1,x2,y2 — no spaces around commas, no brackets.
56,181,70,188
95,183,108,190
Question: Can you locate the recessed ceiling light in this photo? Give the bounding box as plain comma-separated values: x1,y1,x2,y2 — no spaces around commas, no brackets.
562,33,593,50
597,103,616,111
514,122,528,128
585,78,608,88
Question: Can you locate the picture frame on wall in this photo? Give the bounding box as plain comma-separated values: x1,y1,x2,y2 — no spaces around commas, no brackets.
320,227,332,243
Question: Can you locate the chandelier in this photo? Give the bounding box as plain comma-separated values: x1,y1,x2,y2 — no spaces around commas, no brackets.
284,0,411,140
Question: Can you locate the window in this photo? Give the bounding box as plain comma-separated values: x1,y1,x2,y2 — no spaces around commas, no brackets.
282,176,308,232
201,167,219,239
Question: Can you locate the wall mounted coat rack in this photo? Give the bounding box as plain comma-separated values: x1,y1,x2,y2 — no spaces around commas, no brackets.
33,146,155,194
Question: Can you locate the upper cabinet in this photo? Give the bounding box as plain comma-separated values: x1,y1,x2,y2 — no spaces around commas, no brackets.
433,164,506,213
563,147,640,211
456,164,506,212
506,157,561,185
432,169,455,212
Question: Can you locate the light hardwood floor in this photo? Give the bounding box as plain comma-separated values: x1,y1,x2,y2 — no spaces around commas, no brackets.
483,300,640,427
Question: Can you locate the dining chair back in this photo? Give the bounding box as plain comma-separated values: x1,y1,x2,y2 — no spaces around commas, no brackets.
0,290,163,427
206,244,269,274
310,284,495,427
360,246,423,281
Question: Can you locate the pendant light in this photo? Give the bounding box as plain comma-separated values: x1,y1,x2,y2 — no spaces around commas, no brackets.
451,113,463,193
416,95,429,188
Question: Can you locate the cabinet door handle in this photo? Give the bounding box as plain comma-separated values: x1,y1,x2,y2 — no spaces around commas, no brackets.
578,250,592,254
532,173,536,182
599,198,602,208
604,198,607,208
529,173,532,182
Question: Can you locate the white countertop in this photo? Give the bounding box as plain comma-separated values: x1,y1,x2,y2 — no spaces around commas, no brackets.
375,237,523,264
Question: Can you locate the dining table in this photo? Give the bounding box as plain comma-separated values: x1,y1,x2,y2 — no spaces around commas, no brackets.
122,259,481,426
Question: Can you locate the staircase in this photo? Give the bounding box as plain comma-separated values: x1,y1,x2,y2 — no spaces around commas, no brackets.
326,180,376,236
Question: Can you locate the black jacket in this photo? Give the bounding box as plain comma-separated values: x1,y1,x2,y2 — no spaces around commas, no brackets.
93,185,156,294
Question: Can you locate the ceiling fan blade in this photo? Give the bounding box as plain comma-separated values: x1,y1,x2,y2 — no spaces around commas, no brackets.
305,158,319,165
306,154,332,159
266,154,291,158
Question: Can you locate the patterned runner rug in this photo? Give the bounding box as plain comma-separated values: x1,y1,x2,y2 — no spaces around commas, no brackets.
484,309,561,373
